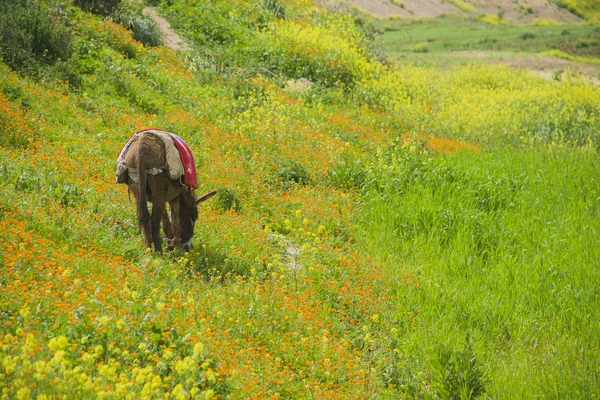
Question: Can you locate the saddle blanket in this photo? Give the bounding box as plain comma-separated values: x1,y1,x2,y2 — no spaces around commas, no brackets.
115,128,198,189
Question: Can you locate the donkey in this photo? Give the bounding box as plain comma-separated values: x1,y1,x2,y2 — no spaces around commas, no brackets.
124,133,215,252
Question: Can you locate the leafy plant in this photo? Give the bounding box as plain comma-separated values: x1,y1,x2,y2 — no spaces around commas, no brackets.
277,159,311,186
74,0,121,16
520,32,536,40
110,2,163,47
261,0,286,20
432,337,488,399
216,187,242,212
329,155,368,190
0,0,73,75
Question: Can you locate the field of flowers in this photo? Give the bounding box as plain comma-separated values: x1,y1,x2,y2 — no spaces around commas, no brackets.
1,0,599,398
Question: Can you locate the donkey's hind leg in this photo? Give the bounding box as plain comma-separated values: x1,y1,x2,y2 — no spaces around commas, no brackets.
168,197,182,249
130,182,153,249
151,199,166,252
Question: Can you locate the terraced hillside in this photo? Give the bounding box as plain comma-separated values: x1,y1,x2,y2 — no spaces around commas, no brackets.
323,0,596,22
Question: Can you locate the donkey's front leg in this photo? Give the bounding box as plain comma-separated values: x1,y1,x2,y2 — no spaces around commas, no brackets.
162,208,176,251
162,209,174,240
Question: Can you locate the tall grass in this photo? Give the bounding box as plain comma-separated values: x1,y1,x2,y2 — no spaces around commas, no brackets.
359,144,600,398
110,2,163,47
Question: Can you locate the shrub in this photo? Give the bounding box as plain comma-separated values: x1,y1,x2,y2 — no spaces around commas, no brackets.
0,0,73,75
432,337,488,400
261,0,286,20
230,76,268,112
277,160,310,186
520,32,536,40
532,17,562,26
410,42,430,53
164,2,245,46
476,14,506,25
216,187,243,212
74,0,121,16
329,155,368,190
575,38,598,48
110,3,163,47
448,0,475,12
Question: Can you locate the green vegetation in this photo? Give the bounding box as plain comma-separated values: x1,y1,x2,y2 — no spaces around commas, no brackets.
109,1,163,47
0,0,73,77
0,0,599,398
360,144,600,397
74,0,122,16
447,0,475,13
553,0,600,22
374,15,600,64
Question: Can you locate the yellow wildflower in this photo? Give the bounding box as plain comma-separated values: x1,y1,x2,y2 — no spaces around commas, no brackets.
171,384,186,400
48,336,69,351
205,369,217,384
193,342,204,359
16,388,30,400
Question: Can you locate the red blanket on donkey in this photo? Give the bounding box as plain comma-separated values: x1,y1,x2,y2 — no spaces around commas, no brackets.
160,130,198,189
119,128,198,190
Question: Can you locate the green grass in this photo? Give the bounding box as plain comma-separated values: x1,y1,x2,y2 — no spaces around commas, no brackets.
358,144,600,397
374,15,600,63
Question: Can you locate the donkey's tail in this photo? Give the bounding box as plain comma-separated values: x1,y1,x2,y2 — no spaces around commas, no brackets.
136,157,150,231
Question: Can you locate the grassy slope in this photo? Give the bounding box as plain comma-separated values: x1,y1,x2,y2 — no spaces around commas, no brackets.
376,16,599,54
374,16,600,68
362,147,600,397
555,0,600,22
1,0,600,399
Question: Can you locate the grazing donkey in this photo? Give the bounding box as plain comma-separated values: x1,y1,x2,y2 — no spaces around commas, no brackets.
119,131,215,252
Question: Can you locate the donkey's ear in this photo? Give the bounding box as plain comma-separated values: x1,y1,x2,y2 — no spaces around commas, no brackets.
195,189,217,204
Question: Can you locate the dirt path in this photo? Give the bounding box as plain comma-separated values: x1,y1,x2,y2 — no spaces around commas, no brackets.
142,6,191,51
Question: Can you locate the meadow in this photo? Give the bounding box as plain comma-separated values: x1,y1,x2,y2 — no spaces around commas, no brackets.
373,15,600,70
1,0,599,398
374,16,600,55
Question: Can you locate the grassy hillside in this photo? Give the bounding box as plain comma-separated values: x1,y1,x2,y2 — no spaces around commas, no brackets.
375,16,600,57
554,0,600,22
374,15,600,74
1,0,599,399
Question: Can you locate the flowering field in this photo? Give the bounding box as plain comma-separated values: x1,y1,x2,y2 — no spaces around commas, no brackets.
1,0,600,399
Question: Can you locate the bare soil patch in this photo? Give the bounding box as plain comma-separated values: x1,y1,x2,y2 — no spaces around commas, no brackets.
470,0,582,24
319,0,583,23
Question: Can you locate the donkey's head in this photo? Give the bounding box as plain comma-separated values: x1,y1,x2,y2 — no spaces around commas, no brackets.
179,189,217,250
